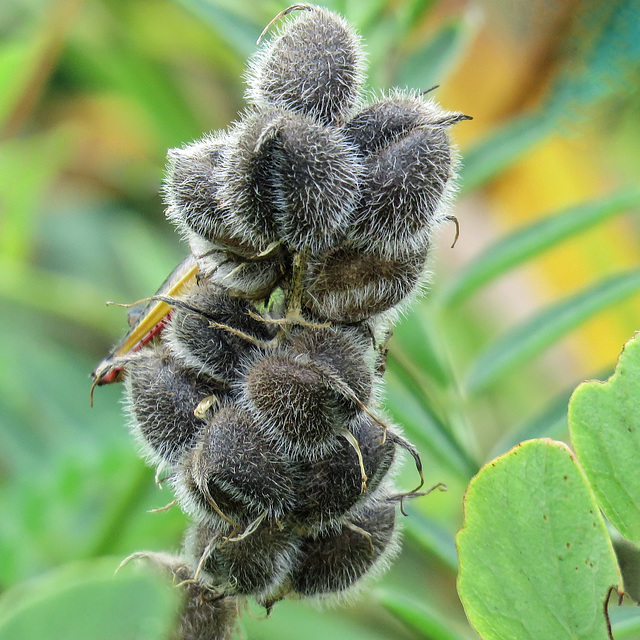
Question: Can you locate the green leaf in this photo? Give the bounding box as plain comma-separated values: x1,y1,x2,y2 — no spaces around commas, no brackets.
439,190,640,308
397,15,476,90
569,335,640,547
0,557,179,640
457,439,622,640
378,589,469,640
466,270,640,394
459,111,557,193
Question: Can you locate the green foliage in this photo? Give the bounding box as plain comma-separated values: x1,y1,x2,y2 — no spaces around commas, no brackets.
1,0,640,638
457,439,621,639
570,335,640,546
0,558,179,640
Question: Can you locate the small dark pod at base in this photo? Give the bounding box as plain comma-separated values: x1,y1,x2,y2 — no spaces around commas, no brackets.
290,497,399,598
290,412,396,529
120,551,239,640
184,519,299,598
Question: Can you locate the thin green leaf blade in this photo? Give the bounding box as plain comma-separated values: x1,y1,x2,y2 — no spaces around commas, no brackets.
403,508,458,572
467,270,640,394
396,15,476,90
378,589,469,640
385,367,477,480
440,190,640,308
172,0,261,58
457,439,622,640
569,335,640,546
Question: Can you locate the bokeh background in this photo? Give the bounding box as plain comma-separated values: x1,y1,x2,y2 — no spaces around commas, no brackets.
1,0,640,638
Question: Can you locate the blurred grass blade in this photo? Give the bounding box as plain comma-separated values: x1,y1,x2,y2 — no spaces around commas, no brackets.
548,0,640,114
0,36,45,130
467,270,640,394
0,129,75,263
385,367,477,479
403,508,458,572
392,307,452,387
65,40,200,149
343,0,388,32
172,0,262,58
398,0,437,34
459,110,557,193
0,261,123,337
440,190,640,308
397,14,477,90
612,611,640,639
378,590,469,640
0,558,178,640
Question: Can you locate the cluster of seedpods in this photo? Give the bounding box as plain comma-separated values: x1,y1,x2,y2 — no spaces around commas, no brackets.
97,4,467,639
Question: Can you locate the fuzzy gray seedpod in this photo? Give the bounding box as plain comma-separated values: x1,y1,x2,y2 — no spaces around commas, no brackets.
246,5,365,125
184,519,299,600
287,325,374,404
124,552,239,640
303,246,429,322
344,91,469,156
176,404,297,524
163,280,276,384
348,120,455,258
187,233,287,301
218,108,362,254
289,494,399,599
289,412,396,530
237,326,374,458
164,133,233,244
124,345,226,468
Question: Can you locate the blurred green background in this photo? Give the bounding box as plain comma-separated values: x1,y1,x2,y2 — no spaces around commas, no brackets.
1,0,640,637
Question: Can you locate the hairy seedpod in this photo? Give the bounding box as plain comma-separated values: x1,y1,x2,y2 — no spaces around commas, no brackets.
124,344,226,467
289,412,396,530
124,552,239,640
289,494,399,599
246,5,365,125
344,91,469,156
303,246,429,322
164,132,232,244
219,108,362,254
238,327,374,458
287,325,374,404
347,119,456,258
163,280,275,384
187,233,287,301
184,519,299,600
176,404,297,524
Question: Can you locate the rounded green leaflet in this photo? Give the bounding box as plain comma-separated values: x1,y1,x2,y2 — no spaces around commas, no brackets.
569,334,640,547
457,439,622,640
